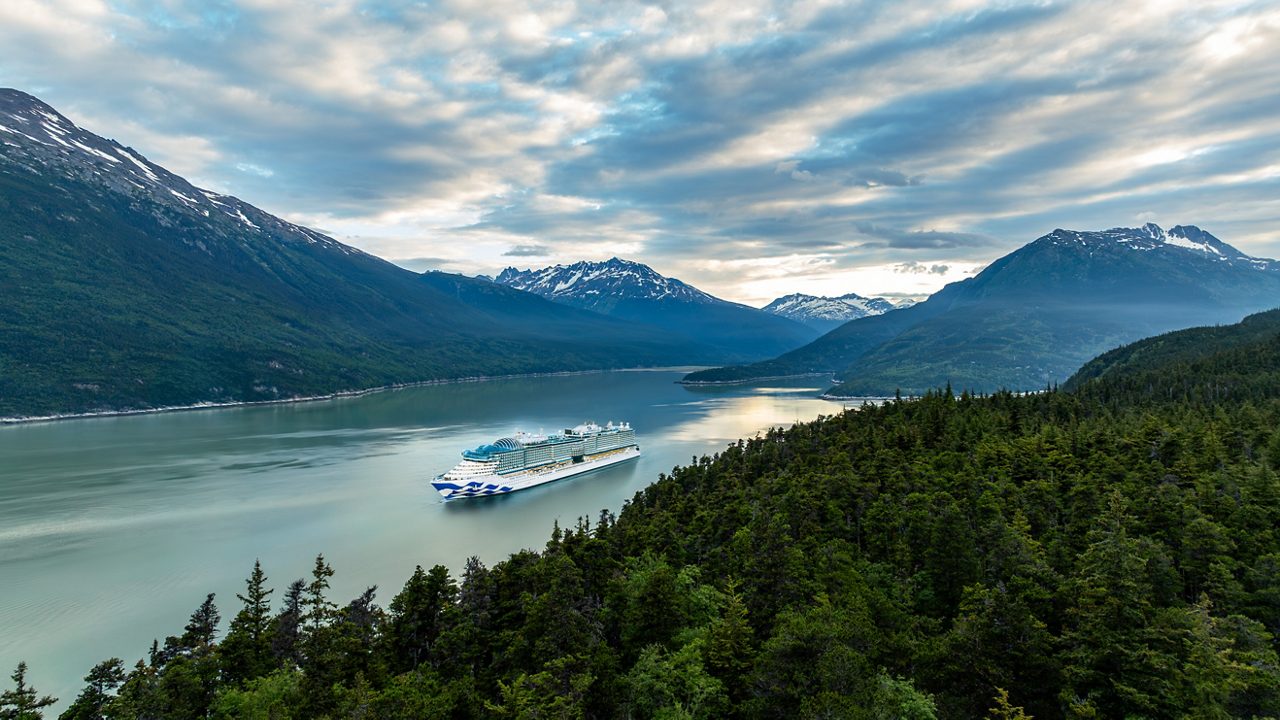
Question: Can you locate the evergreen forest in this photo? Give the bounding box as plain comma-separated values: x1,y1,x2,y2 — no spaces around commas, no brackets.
8,311,1280,719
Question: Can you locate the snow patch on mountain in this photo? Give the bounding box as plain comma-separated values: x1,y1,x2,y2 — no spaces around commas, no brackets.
763,292,900,326
496,258,719,305
1042,223,1276,269
0,88,365,259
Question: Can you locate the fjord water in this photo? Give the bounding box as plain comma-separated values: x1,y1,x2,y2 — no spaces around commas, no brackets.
0,369,848,706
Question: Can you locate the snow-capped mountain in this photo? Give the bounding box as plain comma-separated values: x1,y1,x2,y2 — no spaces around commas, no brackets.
1036,223,1280,270
685,223,1280,393
0,90,356,257
763,292,900,333
497,258,718,308
497,258,819,360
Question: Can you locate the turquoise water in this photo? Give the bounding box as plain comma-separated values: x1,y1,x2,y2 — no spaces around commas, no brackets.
0,369,853,708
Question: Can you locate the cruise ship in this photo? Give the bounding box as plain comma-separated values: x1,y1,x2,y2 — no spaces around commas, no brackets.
431,421,639,500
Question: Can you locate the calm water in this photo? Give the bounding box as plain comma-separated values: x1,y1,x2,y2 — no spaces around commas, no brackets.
0,369,854,708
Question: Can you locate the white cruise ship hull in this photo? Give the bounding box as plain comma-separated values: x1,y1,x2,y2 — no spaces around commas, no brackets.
432,446,640,500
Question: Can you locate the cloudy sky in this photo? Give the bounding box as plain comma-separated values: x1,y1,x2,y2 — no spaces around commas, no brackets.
3,0,1278,304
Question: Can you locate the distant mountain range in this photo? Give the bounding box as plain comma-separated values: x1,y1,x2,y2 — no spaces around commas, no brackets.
0,89,732,417
684,224,1280,394
496,259,818,360
761,292,903,333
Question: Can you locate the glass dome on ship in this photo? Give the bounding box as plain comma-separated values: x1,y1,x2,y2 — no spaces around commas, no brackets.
431,421,639,500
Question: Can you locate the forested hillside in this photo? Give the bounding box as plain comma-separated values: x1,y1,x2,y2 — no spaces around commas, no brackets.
1065,308,1280,405
9,315,1280,719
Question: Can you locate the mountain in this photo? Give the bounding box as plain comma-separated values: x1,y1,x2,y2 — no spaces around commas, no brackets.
762,292,899,333
683,224,1280,393
0,89,710,417
495,258,819,361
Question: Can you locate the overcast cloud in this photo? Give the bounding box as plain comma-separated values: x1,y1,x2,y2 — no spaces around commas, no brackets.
2,0,1278,303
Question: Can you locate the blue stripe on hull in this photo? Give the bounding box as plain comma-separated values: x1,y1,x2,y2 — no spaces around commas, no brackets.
431,480,515,499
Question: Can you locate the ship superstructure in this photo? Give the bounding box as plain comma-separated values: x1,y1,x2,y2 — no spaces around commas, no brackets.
432,422,639,500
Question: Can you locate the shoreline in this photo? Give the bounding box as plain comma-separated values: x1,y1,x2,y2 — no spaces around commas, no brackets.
676,372,835,387
819,393,902,402
0,366,707,426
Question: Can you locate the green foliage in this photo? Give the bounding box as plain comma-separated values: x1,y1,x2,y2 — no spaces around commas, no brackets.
210,669,300,720
622,640,728,720
303,555,335,631
868,673,938,720
987,688,1032,720
702,582,754,703
487,656,595,720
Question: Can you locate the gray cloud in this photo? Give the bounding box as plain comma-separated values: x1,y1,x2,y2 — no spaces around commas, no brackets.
894,262,952,276
391,257,454,272
1,0,1278,302
855,223,996,251
503,244,552,257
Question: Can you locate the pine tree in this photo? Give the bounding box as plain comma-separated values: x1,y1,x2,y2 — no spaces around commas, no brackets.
703,581,754,702
221,560,276,685
304,555,336,631
271,579,307,668
386,565,457,673
57,658,124,720
0,663,57,720
1059,494,1176,718
181,593,221,648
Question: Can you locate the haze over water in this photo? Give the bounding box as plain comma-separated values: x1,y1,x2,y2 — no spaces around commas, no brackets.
0,369,855,709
